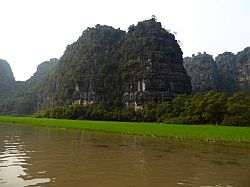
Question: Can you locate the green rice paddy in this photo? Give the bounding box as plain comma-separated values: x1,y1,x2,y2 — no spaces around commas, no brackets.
0,116,249,143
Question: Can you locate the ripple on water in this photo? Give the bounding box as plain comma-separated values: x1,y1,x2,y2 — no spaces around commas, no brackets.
226,160,240,165
92,144,110,148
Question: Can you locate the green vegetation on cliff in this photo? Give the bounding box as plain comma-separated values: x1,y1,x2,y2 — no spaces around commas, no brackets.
37,18,191,111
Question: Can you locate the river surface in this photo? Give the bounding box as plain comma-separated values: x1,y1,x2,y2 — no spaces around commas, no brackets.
0,123,249,187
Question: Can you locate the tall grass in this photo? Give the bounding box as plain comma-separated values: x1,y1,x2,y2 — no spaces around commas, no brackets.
0,116,249,143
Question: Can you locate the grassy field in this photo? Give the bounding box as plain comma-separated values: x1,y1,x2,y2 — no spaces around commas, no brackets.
0,116,249,143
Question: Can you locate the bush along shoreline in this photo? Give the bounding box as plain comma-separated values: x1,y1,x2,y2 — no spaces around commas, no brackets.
34,92,250,127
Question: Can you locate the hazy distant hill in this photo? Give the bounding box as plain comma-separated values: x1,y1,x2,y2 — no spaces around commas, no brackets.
183,53,219,93
184,47,250,94
0,59,15,99
217,47,250,94
0,58,58,115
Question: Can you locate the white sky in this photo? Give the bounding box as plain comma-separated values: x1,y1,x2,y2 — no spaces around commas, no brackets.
0,0,250,81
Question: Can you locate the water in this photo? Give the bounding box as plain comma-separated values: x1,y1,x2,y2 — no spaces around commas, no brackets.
0,123,249,187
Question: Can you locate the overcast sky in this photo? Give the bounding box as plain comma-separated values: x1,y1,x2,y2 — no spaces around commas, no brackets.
0,0,250,81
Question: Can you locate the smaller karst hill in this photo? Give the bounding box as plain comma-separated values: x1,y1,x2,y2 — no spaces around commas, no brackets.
0,59,58,115
184,47,250,95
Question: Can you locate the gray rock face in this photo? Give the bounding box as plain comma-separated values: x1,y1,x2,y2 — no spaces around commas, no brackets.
183,53,219,93
121,19,191,109
215,52,239,94
184,47,250,94
235,47,250,93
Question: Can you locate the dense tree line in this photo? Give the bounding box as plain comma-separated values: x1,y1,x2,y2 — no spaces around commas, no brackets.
35,92,250,126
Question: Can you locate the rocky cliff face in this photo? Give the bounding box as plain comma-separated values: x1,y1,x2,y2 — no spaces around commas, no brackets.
184,47,250,94
37,18,192,110
26,58,58,90
215,52,238,94
235,47,250,93
120,19,191,109
183,53,219,93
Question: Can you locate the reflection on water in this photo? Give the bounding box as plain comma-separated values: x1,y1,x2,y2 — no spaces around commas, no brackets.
0,130,51,187
0,123,249,187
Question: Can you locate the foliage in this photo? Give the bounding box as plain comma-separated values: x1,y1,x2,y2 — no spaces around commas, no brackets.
222,92,250,126
181,92,229,124
34,92,249,126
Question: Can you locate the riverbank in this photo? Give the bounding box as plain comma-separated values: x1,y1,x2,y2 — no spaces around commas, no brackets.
0,116,249,143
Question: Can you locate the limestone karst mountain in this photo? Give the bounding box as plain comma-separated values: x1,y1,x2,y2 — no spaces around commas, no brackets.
1,18,249,116
216,47,250,94
184,47,250,94
120,19,191,109
36,18,192,111
183,53,219,93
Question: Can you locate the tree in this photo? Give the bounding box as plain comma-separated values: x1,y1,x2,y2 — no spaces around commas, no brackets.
223,92,250,126
202,92,228,124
